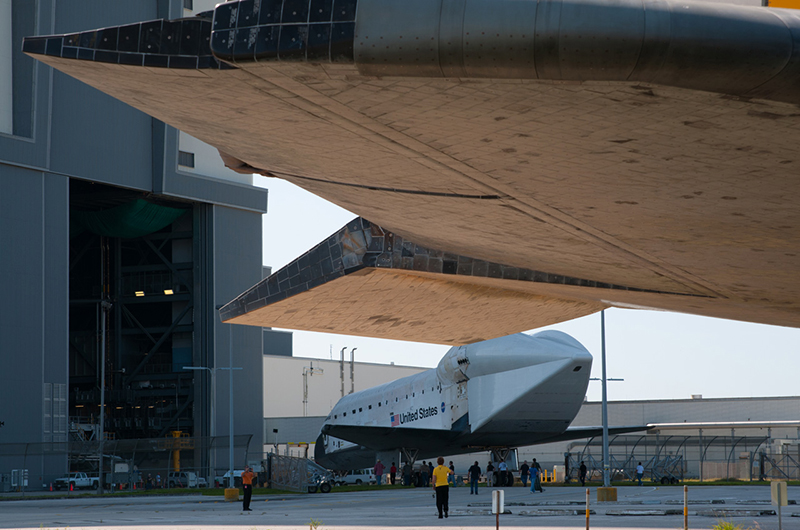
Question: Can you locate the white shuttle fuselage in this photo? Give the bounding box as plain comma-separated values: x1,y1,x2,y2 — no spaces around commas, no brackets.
315,331,594,470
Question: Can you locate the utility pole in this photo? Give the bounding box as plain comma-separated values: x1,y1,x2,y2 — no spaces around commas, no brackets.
601,310,610,488
349,348,356,394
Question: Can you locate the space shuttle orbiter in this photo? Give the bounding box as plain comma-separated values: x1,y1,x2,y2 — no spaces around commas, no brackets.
315,331,644,470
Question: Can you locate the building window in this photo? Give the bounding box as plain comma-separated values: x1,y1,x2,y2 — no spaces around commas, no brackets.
183,0,193,9
178,150,195,168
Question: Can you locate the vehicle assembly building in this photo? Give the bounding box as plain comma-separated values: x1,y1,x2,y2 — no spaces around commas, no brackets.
1,0,268,488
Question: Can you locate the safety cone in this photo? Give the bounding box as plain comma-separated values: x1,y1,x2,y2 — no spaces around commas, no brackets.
133,483,136,490
49,483,52,492
69,483,73,491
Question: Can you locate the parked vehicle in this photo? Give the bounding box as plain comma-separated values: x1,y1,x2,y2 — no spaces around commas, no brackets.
334,469,376,486
167,471,198,488
196,476,208,488
53,472,99,490
215,469,245,488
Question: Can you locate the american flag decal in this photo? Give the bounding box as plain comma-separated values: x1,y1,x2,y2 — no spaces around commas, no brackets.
390,413,399,427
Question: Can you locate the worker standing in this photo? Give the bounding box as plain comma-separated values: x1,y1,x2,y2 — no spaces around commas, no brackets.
241,466,256,511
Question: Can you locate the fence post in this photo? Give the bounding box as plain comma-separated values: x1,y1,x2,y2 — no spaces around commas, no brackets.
683,485,688,530
585,488,590,530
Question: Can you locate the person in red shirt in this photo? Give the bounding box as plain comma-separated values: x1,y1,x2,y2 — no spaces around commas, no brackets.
390,462,397,485
241,466,256,511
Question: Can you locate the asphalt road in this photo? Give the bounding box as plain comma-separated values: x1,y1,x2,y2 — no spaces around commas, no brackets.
1,484,797,530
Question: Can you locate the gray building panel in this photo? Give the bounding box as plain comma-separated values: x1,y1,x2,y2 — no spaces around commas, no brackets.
49,72,155,191
213,205,265,447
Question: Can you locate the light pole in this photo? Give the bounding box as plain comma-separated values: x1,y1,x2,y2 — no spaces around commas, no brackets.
184,361,240,488
601,310,610,488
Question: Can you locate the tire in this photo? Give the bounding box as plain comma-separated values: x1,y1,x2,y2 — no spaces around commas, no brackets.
92,482,99,490
670,477,679,485
169,481,176,488
308,485,318,493
320,482,332,493
355,479,362,485
660,477,669,485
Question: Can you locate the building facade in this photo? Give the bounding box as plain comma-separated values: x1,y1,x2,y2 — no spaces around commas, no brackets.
0,0,267,487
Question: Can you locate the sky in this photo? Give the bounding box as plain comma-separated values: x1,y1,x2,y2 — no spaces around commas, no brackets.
256,176,800,403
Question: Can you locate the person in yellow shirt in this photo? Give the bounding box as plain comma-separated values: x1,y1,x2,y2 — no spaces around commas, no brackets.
241,466,256,511
431,456,453,519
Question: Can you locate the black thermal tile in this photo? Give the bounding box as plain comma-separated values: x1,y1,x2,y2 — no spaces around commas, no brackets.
376,253,393,267
94,50,119,63
256,280,269,300
443,252,459,262
79,31,97,49
199,21,213,55
330,22,354,61
61,46,78,59
487,263,503,278
456,260,473,275
366,234,383,252
254,25,280,60
549,274,565,284
169,55,199,68
64,33,81,47
140,21,162,53
306,23,331,60
414,244,428,255
234,26,258,60
362,253,377,267
259,0,283,25
77,48,95,61
45,37,62,57
595,282,612,289
518,268,534,282
413,255,428,271
96,27,118,50
22,37,46,54
428,258,443,273
179,20,202,56
211,29,236,59
473,260,488,276
309,0,333,22
401,256,413,269
267,275,279,294
320,257,334,275
307,276,326,290
287,261,299,278
502,267,519,280
533,271,549,283
214,2,239,30
310,262,322,279
391,253,402,268
281,0,310,23
117,24,141,53
237,0,258,27
278,25,308,61
443,260,457,274
565,276,582,286
332,257,343,270
143,54,168,67
298,253,310,270
265,292,288,305
160,20,182,55
278,278,290,291
342,252,360,269
196,55,218,68
299,266,313,283
332,0,356,21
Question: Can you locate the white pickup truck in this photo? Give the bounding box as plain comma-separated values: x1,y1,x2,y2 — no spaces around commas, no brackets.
54,472,100,490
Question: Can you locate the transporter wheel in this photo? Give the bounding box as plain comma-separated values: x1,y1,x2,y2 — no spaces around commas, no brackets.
320,482,332,493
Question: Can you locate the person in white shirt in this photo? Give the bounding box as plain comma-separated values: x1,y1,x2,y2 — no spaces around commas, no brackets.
636,462,644,486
